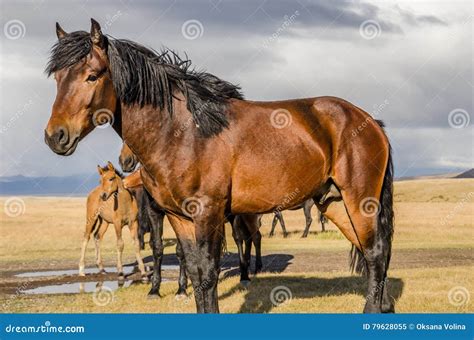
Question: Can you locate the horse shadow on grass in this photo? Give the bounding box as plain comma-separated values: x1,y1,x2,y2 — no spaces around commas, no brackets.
220,275,404,313
220,253,294,279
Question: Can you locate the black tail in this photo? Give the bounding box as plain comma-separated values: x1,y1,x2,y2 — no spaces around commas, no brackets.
350,121,394,275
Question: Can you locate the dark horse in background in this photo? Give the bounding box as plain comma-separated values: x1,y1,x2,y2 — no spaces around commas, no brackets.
121,168,188,298
270,199,328,238
44,20,394,313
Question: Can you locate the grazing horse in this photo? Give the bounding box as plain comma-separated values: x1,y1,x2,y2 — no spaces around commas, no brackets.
79,162,147,281
44,20,394,313
120,143,263,288
270,199,328,238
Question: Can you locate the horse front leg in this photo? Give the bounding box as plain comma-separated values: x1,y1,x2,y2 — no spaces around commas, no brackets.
148,211,164,298
167,213,223,313
175,240,188,297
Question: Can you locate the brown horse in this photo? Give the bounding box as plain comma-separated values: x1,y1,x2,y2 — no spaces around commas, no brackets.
44,20,394,313
80,161,147,281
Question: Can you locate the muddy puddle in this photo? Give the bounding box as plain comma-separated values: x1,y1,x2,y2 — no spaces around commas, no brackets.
22,280,134,295
15,266,135,278
5,265,179,296
16,264,179,279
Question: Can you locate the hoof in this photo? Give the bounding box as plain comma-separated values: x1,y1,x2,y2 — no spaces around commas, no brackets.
240,280,251,289
78,272,86,277
141,275,149,283
283,233,289,238
147,291,161,299
363,303,382,313
301,234,308,238
382,302,395,313
118,272,125,280
175,292,188,301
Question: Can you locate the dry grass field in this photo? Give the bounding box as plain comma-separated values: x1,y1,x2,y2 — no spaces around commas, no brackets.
0,178,472,313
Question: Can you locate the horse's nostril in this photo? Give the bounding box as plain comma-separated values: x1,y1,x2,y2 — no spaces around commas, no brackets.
57,127,69,145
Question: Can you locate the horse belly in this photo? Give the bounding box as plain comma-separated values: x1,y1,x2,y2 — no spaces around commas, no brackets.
230,148,327,214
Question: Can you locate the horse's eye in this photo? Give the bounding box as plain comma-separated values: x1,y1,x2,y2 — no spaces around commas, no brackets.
109,178,114,181
86,75,98,82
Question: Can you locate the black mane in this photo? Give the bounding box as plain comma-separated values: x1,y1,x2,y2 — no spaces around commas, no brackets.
46,31,244,137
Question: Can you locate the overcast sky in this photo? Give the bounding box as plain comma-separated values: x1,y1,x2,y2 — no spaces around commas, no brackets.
0,0,472,178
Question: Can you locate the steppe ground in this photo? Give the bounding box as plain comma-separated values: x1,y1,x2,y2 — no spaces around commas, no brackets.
0,179,472,313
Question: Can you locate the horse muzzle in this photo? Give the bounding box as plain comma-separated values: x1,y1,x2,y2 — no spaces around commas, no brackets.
44,127,79,156
119,156,136,173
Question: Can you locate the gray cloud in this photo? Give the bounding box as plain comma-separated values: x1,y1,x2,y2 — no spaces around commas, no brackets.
0,0,471,178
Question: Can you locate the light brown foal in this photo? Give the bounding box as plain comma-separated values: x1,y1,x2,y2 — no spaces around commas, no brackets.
79,161,146,280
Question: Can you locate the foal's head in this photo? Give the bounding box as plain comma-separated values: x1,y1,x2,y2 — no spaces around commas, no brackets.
44,20,117,156
119,143,138,173
97,161,122,201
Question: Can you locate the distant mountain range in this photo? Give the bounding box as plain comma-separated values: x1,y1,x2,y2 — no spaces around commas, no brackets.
397,168,474,181
0,174,99,196
0,169,472,196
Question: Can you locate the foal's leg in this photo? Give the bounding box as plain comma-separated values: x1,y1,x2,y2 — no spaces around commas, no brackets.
113,221,125,279
94,220,109,273
167,213,223,313
79,216,97,276
130,220,147,281
301,202,313,238
175,240,188,297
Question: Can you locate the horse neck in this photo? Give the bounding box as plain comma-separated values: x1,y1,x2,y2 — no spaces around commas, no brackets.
119,98,200,169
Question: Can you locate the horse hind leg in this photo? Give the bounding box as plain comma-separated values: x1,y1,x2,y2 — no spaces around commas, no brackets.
232,216,251,285
315,181,393,313
242,214,263,274
332,151,394,313
269,213,278,237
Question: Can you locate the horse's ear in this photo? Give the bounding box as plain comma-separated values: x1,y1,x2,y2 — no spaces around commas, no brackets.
55,22,67,40
97,165,103,175
90,18,105,49
107,161,114,170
